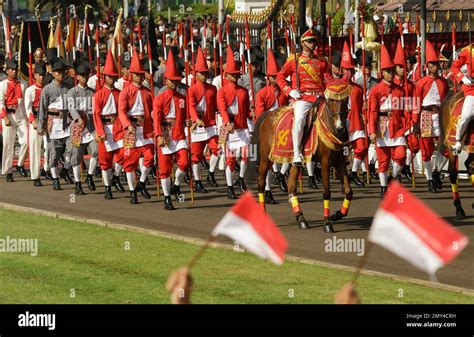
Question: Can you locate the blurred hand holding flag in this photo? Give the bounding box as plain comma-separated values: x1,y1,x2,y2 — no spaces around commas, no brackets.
369,181,468,278
211,192,288,265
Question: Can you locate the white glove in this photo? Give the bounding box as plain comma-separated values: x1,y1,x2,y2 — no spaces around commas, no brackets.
451,141,462,155
461,76,472,86
289,89,302,100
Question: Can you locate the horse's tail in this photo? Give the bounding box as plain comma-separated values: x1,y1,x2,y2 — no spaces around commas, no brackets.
245,110,273,183
438,91,463,155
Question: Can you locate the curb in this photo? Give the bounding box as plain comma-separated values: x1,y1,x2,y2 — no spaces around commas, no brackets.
1,201,473,297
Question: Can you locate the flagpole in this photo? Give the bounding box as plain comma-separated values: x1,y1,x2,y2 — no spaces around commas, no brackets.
28,22,33,85
184,30,195,205
351,241,373,285
34,6,46,53
186,235,216,269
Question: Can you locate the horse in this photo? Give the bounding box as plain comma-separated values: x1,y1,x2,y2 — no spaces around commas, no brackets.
435,91,474,219
250,80,353,233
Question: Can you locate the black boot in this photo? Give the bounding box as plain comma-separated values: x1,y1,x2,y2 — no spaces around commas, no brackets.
137,181,151,199
235,176,247,192
75,182,86,195
264,190,278,204
41,169,52,180
94,166,101,178
104,186,113,199
432,171,443,190
401,165,413,181
428,180,439,193
206,171,218,187
151,166,157,180
307,176,317,189
369,163,378,179
184,172,190,184
17,165,27,177
272,171,279,185
164,196,175,210
349,171,365,187
86,174,96,191
173,184,182,202
5,173,14,182
278,173,288,192
52,178,61,190
60,168,73,184
227,186,238,199
33,179,43,187
201,158,210,170
130,190,138,204
314,166,322,182
380,186,387,199
194,180,208,193
111,175,125,192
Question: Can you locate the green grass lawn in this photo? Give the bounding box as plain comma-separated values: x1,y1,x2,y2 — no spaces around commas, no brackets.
0,208,472,304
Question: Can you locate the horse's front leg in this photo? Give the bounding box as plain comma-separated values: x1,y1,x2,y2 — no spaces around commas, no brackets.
288,164,309,229
449,154,465,219
321,155,335,233
331,153,353,222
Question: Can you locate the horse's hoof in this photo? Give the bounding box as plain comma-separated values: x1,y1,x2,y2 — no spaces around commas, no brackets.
296,215,309,230
330,210,344,222
323,223,335,233
456,208,466,220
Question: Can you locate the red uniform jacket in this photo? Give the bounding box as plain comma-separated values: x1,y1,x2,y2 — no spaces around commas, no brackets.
189,80,217,127
451,44,474,96
93,85,123,142
118,83,154,139
412,75,449,124
368,80,410,138
217,81,250,130
276,51,326,97
347,81,365,133
27,84,42,123
393,75,415,131
255,84,288,119
153,88,187,140
1,79,23,118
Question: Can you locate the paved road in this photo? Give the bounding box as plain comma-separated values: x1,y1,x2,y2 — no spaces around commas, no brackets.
1,169,473,289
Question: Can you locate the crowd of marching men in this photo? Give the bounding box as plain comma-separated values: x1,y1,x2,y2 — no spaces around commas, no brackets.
0,12,473,210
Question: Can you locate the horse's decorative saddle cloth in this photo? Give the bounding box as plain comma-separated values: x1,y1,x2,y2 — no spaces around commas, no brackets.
445,94,474,153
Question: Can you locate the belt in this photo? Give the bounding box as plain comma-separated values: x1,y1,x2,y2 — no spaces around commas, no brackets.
101,115,116,124
302,91,321,96
48,109,67,117
5,106,17,114
422,106,439,113
161,118,176,127
379,111,392,117
32,108,39,117
129,116,144,125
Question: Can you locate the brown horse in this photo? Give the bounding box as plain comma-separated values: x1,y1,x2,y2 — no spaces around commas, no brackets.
435,91,474,219
251,90,353,233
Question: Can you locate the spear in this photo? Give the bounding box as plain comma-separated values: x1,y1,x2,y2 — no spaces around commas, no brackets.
190,18,196,84
213,21,217,73
452,23,457,93
137,17,143,58
218,23,223,81
178,20,183,58
34,5,46,53
399,20,416,188
184,28,195,204
28,23,33,85
328,16,332,67
361,16,370,185
415,15,421,81
226,15,230,45
285,27,290,56
245,17,256,112
95,27,101,90
116,36,122,78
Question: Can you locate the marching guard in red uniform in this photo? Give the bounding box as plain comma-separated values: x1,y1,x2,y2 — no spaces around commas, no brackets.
188,47,220,193
93,50,126,200
118,50,155,204
412,40,449,192
217,46,251,199
368,45,410,198
153,50,190,210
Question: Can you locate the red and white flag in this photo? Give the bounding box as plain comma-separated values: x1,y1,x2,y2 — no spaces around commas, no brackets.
212,192,288,265
369,181,469,276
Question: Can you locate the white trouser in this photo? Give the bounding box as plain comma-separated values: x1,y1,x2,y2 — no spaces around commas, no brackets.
43,135,49,171
29,123,43,180
292,100,314,162
456,94,474,141
1,114,28,175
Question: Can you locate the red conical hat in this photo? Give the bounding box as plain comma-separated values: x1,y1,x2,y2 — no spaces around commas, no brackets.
102,50,118,77
341,41,354,69
380,44,395,70
425,40,439,63
165,49,182,80
194,46,209,73
266,49,280,76
225,45,240,74
129,49,145,74
393,39,405,66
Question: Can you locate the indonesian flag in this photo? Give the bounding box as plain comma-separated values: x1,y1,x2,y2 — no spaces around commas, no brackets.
212,192,288,265
369,181,468,276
